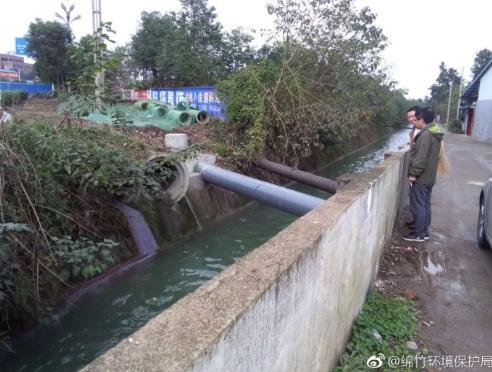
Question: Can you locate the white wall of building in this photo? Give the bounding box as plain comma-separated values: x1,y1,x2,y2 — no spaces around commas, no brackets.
472,68,492,142
478,68,492,101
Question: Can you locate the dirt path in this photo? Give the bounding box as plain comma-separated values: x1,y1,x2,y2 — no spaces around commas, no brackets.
378,133,492,370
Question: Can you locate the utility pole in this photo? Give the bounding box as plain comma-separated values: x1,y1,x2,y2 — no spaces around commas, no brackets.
92,0,101,33
456,67,464,120
92,0,104,108
446,81,453,127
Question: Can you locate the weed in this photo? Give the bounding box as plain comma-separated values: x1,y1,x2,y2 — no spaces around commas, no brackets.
0,120,198,346
336,290,420,372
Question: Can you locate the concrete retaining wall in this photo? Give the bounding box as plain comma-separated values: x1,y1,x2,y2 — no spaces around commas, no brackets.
130,174,248,247
84,152,406,372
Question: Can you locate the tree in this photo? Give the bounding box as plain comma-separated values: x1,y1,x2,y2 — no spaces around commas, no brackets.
471,48,492,79
25,19,73,88
174,0,224,85
429,62,461,121
221,29,255,74
218,0,396,164
266,0,387,75
68,22,122,101
130,2,255,87
130,12,180,86
111,45,139,90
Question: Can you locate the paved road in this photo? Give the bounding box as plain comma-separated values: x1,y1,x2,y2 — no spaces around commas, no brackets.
404,133,492,367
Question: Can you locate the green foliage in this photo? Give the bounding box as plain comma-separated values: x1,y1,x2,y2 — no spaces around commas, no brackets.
8,122,199,199
336,291,420,372
449,119,463,134
68,22,122,101
110,108,134,128
429,62,461,122
174,0,224,85
0,121,199,342
0,223,32,349
0,224,31,305
216,0,407,165
130,12,182,86
217,61,278,126
0,91,28,107
139,144,201,196
7,122,148,198
471,49,492,79
221,29,256,74
25,19,73,87
130,1,255,87
57,94,98,117
50,237,118,282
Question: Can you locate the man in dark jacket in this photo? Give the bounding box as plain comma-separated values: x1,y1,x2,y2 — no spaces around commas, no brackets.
404,107,444,242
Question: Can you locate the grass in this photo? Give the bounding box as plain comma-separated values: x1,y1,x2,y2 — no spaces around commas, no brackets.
335,290,422,372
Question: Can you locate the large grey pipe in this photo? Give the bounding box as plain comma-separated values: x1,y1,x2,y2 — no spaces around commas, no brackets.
257,159,338,194
199,163,324,216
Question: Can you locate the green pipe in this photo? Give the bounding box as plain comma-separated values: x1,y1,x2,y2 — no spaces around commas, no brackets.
188,109,210,124
134,100,149,110
151,105,169,118
166,109,192,125
176,101,190,111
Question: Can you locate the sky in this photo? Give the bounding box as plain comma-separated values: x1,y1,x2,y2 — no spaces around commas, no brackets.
2,0,492,99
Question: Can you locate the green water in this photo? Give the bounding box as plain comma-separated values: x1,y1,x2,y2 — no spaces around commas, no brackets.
0,130,409,371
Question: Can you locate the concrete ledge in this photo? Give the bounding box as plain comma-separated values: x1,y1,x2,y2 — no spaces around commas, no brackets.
84,153,405,372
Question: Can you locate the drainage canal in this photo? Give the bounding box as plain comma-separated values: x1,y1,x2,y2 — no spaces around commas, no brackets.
0,130,409,371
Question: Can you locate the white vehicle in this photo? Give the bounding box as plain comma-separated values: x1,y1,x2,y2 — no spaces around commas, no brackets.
478,177,492,248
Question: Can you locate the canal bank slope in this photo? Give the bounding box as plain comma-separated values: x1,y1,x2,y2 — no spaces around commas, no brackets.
379,133,492,363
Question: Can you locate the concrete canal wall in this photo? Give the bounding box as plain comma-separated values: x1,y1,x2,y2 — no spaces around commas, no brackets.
84,151,407,372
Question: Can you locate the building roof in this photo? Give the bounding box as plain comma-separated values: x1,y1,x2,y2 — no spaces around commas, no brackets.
461,58,492,100
0,54,24,62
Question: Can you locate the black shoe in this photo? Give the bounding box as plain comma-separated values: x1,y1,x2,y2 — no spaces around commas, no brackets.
424,234,429,241
403,234,426,242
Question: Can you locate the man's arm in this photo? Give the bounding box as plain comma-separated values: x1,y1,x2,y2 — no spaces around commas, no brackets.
408,133,432,178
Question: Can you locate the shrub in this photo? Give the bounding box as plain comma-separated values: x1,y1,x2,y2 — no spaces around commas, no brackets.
0,121,198,345
449,119,463,134
50,237,119,282
217,61,278,127
1,90,28,107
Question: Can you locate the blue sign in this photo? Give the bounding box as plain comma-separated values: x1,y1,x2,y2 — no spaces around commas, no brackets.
150,86,224,119
15,38,27,56
0,82,52,95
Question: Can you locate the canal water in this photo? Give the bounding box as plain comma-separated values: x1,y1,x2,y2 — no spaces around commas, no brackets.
1,130,409,371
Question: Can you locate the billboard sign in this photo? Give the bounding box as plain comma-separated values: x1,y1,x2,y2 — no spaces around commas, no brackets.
0,69,20,80
15,37,27,55
149,86,224,119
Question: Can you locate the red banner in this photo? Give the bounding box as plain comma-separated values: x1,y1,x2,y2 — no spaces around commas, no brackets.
0,70,19,80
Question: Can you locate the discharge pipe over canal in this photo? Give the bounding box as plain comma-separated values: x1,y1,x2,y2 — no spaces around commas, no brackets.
199,163,324,216
257,159,338,194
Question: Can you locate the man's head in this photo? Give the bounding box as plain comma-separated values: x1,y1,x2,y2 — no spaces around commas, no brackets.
414,107,434,128
406,106,420,126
